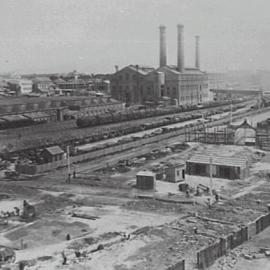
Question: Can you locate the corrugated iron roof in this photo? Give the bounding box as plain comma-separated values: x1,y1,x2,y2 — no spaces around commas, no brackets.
23,112,50,119
2,114,28,122
45,146,64,156
137,170,156,177
166,65,207,74
187,155,248,168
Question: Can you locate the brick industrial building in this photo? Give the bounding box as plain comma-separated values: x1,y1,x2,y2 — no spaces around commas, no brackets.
111,25,208,106
0,96,124,125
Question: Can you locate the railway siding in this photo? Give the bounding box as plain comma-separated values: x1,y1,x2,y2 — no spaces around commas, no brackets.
15,106,268,175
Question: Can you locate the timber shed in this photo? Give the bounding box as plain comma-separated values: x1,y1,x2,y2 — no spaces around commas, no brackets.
42,146,64,163
164,162,185,182
186,155,249,180
136,170,156,190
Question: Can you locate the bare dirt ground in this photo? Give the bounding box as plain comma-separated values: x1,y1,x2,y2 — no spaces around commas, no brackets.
209,226,270,270
1,143,270,269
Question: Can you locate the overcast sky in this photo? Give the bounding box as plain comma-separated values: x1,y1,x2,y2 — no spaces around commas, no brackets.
0,0,269,74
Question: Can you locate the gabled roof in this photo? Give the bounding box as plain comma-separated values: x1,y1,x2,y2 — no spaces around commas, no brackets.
54,78,66,84
32,77,52,83
187,155,248,168
116,65,155,76
235,119,255,130
165,65,206,74
44,146,64,155
137,170,156,177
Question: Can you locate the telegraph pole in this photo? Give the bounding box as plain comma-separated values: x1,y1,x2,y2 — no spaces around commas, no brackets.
209,156,213,196
230,94,233,125
67,146,71,183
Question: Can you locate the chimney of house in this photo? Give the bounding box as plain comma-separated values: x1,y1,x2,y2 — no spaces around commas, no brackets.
195,35,200,69
177,24,184,72
159,25,167,67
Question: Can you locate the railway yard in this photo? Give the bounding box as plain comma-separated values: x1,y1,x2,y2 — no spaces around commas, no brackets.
1,100,270,269
0,100,249,153
1,2,269,269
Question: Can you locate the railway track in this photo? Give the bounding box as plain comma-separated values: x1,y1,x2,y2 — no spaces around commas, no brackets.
73,106,267,173
0,101,252,152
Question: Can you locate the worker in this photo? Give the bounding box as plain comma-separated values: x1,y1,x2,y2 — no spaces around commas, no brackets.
75,250,81,258
73,170,76,178
186,189,190,198
193,227,198,234
14,207,20,216
66,234,71,241
61,251,67,265
67,173,71,184
19,262,25,270
215,193,219,202
207,198,211,208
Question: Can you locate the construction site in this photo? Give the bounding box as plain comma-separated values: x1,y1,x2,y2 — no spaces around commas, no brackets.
1,8,270,269
1,101,270,269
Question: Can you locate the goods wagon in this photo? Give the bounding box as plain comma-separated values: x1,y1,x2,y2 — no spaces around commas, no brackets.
76,99,244,128
0,115,34,129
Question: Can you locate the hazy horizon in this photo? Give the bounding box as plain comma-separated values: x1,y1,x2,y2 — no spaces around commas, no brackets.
1,0,270,74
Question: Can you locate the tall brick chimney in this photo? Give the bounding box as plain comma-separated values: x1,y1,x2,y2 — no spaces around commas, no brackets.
195,35,200,69
177,24,184,72
159,25,167,67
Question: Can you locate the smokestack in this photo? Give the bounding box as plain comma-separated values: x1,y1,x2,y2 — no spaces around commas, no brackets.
177,24,184,72
159,25,167,67
195,35,200,69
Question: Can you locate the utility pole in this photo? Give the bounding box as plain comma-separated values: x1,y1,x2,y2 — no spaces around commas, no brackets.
67,146,71,183
230,94,233,125
209,156,213,196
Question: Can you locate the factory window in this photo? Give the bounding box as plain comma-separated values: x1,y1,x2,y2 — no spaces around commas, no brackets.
133,74,137,80
125,73,130,80
119,75,123,81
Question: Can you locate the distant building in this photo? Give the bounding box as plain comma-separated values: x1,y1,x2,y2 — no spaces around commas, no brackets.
111,65,155,104
111,25,208,106
0,96,124,122
0,81,9,95
7,79,33,95
32,77,55,95
89,78,111,94
54,78,87,95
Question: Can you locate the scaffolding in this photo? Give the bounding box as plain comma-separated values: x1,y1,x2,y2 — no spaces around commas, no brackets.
185,125,235,145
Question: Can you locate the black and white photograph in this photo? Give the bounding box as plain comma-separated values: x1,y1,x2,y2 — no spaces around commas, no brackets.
0,0,270,269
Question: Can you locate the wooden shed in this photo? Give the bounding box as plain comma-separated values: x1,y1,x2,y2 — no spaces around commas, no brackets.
186,155,249,180
136,170,156,190
42,146,64,163
164,162,185,182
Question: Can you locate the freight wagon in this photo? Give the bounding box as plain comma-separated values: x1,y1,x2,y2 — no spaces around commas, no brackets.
76,100,243,129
